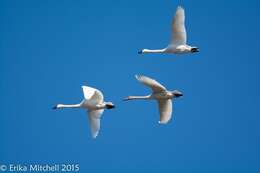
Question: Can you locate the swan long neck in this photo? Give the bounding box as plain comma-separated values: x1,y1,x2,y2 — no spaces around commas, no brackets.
142,48,166,53
57,103,82,109
125,95,150,100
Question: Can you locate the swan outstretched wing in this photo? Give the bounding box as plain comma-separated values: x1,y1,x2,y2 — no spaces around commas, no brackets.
171,6,187,46
158,99,172,124
135,75,166,93
88,109,104,138
82,86,104,104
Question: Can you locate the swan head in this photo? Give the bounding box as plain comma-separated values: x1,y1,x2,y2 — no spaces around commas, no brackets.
52,104,62,109
138,49,152,54
138,49,144,54
105,102,115,109
191,47,199,53
171,90,183,98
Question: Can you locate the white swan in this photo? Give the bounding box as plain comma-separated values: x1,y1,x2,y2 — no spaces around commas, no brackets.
138,6,199,54
53,86,115,138
124,75,183,124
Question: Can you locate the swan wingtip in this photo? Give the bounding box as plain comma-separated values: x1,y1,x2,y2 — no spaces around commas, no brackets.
92,133,99,139
177,5,184,10
158,121,168,124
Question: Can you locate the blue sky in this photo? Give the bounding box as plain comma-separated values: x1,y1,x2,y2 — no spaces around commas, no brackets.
0,0,260,172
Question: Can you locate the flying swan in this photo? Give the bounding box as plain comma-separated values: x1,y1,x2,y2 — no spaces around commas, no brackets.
124,75,183,124
138,6,199,54
53,86,115,138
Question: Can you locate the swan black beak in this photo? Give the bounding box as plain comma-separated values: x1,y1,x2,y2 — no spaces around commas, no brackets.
138,50,143,54
106,104,115,109
52,105,58,110
191,47,199,53
175,93,183,98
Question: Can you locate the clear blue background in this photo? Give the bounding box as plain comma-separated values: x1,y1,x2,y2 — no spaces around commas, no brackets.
1,0,259,172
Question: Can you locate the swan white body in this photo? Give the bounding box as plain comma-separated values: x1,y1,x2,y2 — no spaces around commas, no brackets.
139,6,199,54
53,86,115,138
124,75,183,124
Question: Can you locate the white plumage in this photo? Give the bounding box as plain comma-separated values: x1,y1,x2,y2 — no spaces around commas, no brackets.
138,6,199,54
53,86,115,139
124,75,183,124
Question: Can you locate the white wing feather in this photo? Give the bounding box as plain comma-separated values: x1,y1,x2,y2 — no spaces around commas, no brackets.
158,99,172,124
171,6,187,46
82,86,104,104
135,75,166,93
88,109,104,138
